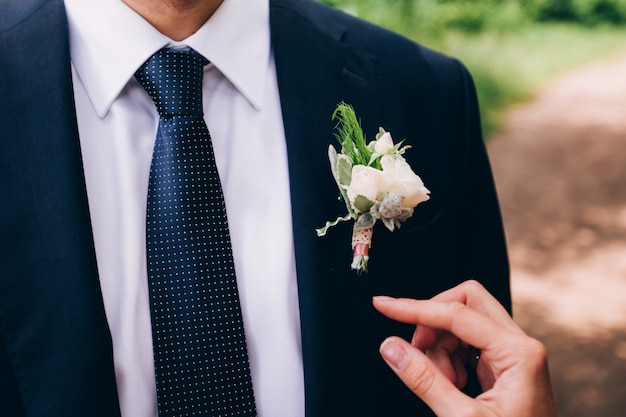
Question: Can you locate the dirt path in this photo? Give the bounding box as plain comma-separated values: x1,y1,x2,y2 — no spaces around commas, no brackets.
486,54,626,417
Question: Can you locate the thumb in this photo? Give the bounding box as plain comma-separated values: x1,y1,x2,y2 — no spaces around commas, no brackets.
379,337,480,417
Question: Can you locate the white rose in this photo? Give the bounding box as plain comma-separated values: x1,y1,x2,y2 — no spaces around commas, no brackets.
347,165,381,204
374,131,395,155
379,155,430,208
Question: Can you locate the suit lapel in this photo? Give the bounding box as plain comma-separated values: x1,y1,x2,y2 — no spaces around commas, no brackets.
270,1,395,415
270,0,385,293
0,0,120,415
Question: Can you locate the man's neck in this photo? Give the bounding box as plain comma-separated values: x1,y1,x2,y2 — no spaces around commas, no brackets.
122,0,224,41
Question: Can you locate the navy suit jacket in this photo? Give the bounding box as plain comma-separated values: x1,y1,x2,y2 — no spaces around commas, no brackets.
0,0,510,415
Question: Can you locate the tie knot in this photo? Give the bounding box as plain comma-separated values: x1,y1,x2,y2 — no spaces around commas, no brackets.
135,48,209,117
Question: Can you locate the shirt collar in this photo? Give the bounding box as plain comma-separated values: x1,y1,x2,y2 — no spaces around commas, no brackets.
65,0,270,117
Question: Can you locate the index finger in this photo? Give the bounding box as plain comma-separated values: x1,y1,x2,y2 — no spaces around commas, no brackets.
430,280,520,333
373,296,517,352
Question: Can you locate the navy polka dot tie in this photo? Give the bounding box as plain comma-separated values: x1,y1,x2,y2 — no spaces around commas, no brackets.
135,48,257,417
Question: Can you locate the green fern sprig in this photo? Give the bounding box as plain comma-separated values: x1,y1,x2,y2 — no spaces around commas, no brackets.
332,102,374,167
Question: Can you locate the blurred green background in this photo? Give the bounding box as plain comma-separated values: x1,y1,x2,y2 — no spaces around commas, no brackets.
319,0,626,136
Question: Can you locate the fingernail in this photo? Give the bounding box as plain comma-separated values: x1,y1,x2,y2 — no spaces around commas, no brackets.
380,339,409,371
372,295,396,304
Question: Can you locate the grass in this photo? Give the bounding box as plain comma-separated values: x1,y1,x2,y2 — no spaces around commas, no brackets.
423,24,626,136
328,1,626,136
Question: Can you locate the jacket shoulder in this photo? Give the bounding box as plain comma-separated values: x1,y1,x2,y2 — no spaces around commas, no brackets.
270,0,462,78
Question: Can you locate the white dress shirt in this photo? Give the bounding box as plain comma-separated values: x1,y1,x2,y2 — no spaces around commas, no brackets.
63,0,305,416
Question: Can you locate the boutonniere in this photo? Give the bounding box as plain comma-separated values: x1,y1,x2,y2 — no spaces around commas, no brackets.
316,102,430,273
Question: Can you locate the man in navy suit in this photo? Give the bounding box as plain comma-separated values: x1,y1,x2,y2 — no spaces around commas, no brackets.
0,0,510,416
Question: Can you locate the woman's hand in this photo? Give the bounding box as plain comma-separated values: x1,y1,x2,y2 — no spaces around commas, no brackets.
373,280,557,417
